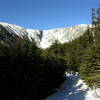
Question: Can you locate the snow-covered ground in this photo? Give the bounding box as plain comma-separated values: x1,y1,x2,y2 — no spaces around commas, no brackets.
45,73,100,100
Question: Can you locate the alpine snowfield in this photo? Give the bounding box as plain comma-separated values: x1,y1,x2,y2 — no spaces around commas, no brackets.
45,73,100,100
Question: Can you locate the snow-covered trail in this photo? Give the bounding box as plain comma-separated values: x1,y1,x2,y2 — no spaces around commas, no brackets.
45,74,100,100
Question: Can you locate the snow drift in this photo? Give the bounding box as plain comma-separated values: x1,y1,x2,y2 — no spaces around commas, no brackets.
45,73,100,100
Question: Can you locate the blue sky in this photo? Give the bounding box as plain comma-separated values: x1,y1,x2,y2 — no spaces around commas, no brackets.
0,0,99,30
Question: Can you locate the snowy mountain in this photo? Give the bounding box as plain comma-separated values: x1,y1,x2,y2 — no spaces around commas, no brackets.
0,22,89,48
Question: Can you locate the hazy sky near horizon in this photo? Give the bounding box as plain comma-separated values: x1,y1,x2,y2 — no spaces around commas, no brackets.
0,0,99,30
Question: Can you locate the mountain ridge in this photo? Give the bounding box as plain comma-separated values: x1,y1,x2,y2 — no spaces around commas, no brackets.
0,22,89,48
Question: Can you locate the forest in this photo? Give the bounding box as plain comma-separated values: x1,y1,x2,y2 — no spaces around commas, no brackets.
0,5,100,100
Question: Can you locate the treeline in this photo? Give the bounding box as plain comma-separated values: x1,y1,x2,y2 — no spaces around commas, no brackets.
0,39,66,100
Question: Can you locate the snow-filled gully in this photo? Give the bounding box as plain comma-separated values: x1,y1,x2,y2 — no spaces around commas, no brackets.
45,74,100,100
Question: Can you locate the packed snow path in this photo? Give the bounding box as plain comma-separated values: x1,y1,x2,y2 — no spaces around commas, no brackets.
45,74,100,100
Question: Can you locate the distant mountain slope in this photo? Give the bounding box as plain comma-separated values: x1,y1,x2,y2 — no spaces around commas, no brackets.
0,22,88,48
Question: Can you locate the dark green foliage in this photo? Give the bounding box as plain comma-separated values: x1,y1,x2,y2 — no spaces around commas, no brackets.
0,38,66,100
79,46,96,75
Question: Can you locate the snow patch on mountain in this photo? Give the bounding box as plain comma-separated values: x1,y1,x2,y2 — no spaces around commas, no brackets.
40,25,88,48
